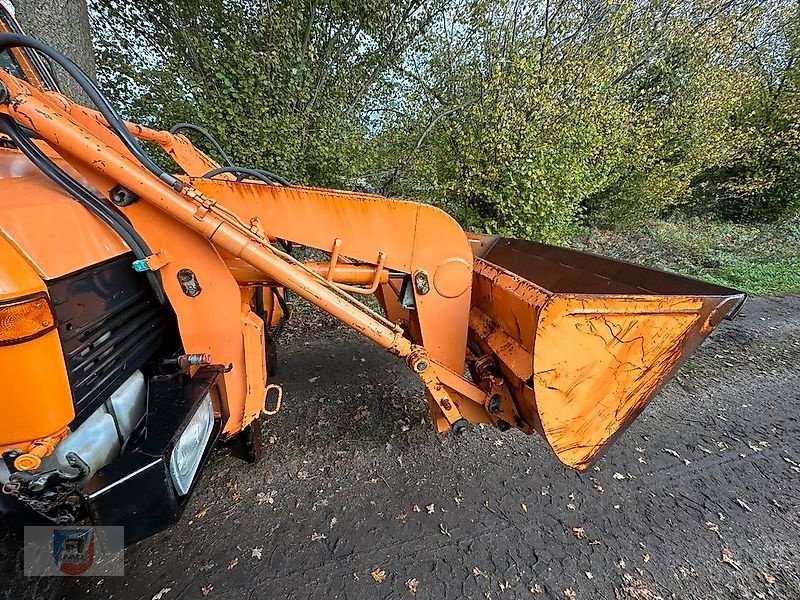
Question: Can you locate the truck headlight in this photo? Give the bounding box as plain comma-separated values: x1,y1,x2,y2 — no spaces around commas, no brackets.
169,392,214,496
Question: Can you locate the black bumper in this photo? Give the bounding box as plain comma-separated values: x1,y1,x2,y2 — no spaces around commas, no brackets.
81,367,222,546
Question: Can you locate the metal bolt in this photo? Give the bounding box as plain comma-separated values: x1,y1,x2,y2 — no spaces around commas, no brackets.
488,394,502,414
0,82,9,104
496,419,511,432
414,360,428,373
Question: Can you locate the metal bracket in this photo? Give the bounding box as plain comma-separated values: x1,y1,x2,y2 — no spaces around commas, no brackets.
132,249,170,272
263,384,283,416
406,347,467,432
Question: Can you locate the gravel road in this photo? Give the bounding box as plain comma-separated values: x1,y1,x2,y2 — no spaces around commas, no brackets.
4,295,800,600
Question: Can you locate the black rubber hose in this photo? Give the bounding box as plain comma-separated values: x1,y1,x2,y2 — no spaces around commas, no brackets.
203,165,291,187
0,115,166,304
168,122,234,167
0,33,181,190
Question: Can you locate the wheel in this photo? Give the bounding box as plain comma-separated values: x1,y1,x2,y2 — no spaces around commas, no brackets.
224,415,264,464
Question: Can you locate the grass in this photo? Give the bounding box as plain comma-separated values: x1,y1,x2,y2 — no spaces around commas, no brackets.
577,218,800,296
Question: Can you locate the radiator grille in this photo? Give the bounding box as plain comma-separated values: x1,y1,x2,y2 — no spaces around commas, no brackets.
47,253,172,426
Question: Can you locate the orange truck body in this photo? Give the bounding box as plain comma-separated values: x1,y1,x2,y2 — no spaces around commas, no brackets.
0,19,744,540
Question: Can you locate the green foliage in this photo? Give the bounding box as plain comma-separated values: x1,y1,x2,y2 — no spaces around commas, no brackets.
89,0,800,241
370,0,799,239
580,218,800,295
691,8,800,222
90,0,446,186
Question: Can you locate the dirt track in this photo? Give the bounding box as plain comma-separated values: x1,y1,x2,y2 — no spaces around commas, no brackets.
5,295,800,599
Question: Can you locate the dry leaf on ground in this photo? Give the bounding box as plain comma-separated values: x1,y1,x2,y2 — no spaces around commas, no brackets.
721,548,741,570
406,578,419,594
371,568,387,583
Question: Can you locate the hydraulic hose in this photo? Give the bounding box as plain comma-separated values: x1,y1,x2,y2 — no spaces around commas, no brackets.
0,33,181,190
0,114,166,304
202,165,291,187
169,122,234,167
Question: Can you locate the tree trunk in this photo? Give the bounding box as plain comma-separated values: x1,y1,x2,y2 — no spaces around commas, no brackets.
12,0,95,102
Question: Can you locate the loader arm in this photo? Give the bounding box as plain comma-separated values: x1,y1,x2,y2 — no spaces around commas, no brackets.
0,42,744,472
0,66,502,436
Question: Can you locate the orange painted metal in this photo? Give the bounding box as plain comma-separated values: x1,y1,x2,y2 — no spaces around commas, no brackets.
0,234,74,450
470,235,745,469
0,148,129,279
225,259,390,287
0,68,745,470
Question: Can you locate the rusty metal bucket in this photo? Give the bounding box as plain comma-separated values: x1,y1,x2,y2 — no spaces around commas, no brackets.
469,234,745,470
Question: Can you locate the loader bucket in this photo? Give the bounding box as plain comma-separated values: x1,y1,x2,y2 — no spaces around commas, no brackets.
469,235,745,470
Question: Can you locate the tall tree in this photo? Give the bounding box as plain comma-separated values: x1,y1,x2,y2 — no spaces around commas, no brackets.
90,0,451,186
13,0,96,101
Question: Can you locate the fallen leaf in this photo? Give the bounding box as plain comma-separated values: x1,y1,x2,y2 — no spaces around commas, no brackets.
472,566,487,578
252,547,263,560
454,496,463,505
406,578,420,595
412,504,420,513
227,557,239,570
197,560,215,572
643,553,651,563
152,588,172,600
395,511,407,521
585,571,594,579
663,448,681,459
705,521,721,538
618,558,627,569
564,587,576,599
201,584,213,596
296,470,309,480
521,503,528,513
500,581,511,591
572,527,586,540
721,548,741,571
566,503,576,511
613,472,626,480
426,503,435,514
194,507,208,518
439,523,451,537
736,498,752,512
310,531,327,541
371,568,387,583
329,517,337,528
308,376,319,383
762,572,776,584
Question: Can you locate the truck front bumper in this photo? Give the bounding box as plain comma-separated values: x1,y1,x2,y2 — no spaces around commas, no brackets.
82,367,222,545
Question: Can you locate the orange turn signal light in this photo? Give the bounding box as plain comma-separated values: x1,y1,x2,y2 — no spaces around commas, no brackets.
0,294,56,345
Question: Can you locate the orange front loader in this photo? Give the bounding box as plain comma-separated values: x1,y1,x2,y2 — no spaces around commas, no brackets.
0,26,744,542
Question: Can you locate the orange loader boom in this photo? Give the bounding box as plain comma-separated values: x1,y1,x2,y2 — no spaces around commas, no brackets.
0,30,744,501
